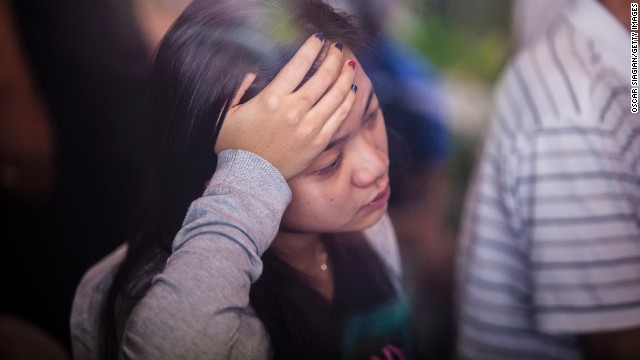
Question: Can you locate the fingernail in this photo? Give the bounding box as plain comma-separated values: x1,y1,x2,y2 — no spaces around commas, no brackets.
335,42,343,52
314,33,325,41
351,83,358,93
347,60,356,69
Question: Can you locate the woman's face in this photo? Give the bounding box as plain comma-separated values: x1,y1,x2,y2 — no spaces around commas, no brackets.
281,50,390,234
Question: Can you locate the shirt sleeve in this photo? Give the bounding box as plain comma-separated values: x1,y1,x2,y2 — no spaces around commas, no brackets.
119,149,292,359
520,121,640,334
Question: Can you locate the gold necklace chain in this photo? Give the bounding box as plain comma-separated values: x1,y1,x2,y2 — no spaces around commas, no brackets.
320,251,328,271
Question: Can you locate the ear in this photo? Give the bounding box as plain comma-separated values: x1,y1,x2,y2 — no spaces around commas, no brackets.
231,73,257,107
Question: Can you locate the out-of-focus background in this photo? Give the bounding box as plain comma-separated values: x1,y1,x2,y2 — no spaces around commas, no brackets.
0,0,512,358
357,1,512,357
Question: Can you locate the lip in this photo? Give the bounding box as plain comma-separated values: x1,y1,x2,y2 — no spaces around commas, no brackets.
362,183,391,213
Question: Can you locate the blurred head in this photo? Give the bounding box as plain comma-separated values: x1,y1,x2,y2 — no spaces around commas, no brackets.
328,0,400,32
150,0,385,237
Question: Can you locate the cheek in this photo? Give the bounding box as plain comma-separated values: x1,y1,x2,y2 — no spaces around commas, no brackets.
282,180,353,229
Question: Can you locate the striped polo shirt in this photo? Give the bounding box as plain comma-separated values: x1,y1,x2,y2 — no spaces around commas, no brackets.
457,1,639,359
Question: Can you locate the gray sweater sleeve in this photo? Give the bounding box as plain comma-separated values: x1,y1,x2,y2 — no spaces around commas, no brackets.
120,150,291,360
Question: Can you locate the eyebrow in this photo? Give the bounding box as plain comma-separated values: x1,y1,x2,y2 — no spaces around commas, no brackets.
323,88,376,152
362,88,376,122
324,133,349,152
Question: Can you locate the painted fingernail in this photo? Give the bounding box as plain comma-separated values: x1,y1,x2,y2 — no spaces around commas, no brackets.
347,60,356,69
335,42,343,52
314,33,325,41
351,83,358,93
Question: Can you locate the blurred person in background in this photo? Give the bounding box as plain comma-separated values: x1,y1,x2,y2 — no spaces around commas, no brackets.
131,0,193,52
512,0,574,49
457,0,640,359
1,0,152,352
0,314,69,360
327,0,453,357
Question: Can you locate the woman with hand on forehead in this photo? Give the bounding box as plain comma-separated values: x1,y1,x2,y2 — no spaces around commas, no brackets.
71,1,410,359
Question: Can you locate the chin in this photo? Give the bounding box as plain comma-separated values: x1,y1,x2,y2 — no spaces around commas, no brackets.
351,208,387,232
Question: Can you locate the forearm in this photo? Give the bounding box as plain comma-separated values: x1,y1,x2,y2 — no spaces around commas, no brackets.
121,150,291,359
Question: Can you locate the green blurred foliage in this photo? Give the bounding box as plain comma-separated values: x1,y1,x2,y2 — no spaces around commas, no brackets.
392,0,513,83
407,17,510,82
386,0,515,231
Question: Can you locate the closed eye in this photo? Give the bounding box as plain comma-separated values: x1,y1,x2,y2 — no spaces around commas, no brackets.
316,154,342,176
364,107,380,126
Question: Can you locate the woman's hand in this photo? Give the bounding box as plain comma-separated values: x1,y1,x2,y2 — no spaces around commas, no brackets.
215,34,357,179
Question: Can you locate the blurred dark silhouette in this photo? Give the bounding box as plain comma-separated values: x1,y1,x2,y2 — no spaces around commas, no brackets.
1,0,152,351
0,314,70,359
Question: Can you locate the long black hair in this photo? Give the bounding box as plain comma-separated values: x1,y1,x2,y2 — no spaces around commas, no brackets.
102,1,398,358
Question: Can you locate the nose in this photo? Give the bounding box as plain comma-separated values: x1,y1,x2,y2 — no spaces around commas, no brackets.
351,136,388,188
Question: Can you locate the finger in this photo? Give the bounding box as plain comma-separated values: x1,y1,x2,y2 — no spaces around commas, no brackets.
293,42,345,109
268,33,325,95
305,60,356,121
231,72,257,107
317,84,357,143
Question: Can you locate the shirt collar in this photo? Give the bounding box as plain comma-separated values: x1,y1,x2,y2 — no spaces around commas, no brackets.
567,0,629,77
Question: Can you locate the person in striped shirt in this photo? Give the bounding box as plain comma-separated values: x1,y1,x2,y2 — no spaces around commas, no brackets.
456,0,640,359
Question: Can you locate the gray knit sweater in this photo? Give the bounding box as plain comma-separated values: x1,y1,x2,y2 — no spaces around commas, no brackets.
70,149,402,359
